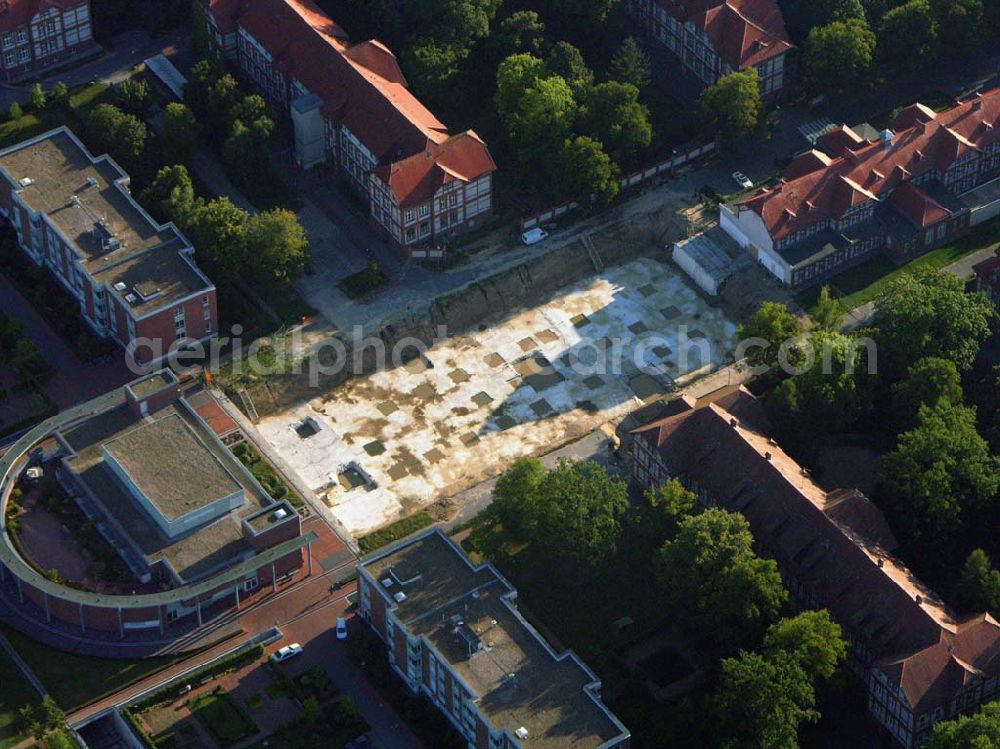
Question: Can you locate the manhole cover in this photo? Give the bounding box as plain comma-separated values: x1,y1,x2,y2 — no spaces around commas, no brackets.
363,440,386,456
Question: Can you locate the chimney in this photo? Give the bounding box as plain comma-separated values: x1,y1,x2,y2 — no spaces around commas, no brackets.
877,558,884,568
915,594,923,605
764,451,772,461
729,417,738,427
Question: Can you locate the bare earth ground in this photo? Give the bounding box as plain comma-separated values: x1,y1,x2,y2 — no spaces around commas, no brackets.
256,257,739,536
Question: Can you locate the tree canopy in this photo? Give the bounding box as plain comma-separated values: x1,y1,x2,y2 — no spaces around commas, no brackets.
809,286,846,332
878,0,939,70
891,356,964,431
714,650,819,749
925,701,1000,748
762,610,847,684
245,209,310,286
873,269,996,375
609,37,651,90
578,81,652,164
699,69,762,142
162,102,201,166
555,135,620,211
140,165,200,229
658,508,788,651
737,302,803,373
804,18,876,94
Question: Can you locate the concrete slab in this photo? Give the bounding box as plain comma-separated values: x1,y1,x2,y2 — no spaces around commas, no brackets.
256,258,738,536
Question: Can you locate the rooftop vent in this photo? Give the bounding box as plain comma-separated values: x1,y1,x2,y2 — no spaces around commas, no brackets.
877,558,884,568
18,177,32,188
113,282,127,292
471,590,481,600
764,451,772,461
381,578,394,588
393,591,407,603
880,129,895,149
729,417,738,427
915,595,923,605
271,508,288,521
86,176,98,188
125,293,138,305
516,727,529,740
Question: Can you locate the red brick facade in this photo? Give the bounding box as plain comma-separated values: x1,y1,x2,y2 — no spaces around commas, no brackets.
0,0,98,83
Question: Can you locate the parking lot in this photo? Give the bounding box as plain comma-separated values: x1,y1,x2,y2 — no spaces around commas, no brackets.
256,257,738,536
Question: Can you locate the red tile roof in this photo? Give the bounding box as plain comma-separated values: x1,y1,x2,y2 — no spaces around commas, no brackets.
375,131,497,208
655,0,793,70
201,0,244,35
632,399,997,704
736,90,1000,242
0,0,82,31
215,0,494,206
889,181,953,229
815,124,865,157
784,149,832,180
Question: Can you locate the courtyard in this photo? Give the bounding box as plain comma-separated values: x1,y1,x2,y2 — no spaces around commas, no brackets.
256,257,739,536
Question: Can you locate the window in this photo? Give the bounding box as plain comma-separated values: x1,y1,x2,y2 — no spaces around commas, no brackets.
202,295,210,307
2,33,10,48
19,48,28,62
404,209,415,223
16,30,26,44
448,194,458,207
4,53,13,67
406,227,415,242
418,204,430,218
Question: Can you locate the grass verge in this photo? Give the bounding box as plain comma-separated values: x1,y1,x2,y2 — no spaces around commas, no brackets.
190,688,257,747
358,512,434,555
0,625,182,712
0,646,40,749
795,217,1000,311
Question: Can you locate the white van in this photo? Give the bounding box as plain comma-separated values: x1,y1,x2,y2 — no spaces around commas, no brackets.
521,228,549,246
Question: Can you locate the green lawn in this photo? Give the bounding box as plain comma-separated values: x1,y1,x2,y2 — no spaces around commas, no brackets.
795,218,1000,311
0,647,40,749
0,625,182,712
0,83,111,151
189,689,256,747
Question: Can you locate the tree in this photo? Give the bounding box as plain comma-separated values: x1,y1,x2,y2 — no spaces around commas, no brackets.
491,456,546,541
609,37,651,91
162,102,201,165
658,508,788,651
141,165,200,228
779,0,866,43
957,549,1000,614
112,113,149,171
8,102,22,120
404,39,467,104
538,0,620,22
809,286,846,332
699,69,762,142
224,117,274,188
507,75,577,150
245,209,309,285
495,53,547,127
763,611,847,685
207,73,242,135
115,79,149,116
579,81,652,164
878,401,1000,560
495,11,546,56
184,58,222,119
406,0,501,45
891,356,963,431
30,83,45,110
529,459,630,564
804,18,876,94
49,81,69,109
546,42,593,93
555,136,620,211
737,302,803,372
925,701,1000,748
879,0,939,70
929,0,983,54
714,651,819,749
634,479,698,544
190,197,249,280
225,94,269,134
873,269,996,375
86,103,127,155
301,697,321,724
769,333,877,435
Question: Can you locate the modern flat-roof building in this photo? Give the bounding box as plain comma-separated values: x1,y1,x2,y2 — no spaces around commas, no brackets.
625,0,793,99
629,386,1000,748
358,530,631,749
196,0,497,259
0,128,217,366
0,0,98,82
720,90,1000,287
0,371,315,642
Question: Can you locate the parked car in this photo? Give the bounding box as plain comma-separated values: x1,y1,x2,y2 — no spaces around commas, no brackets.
732,171,753,190
271,643,304,663
336,617,348,640
521,228,549,246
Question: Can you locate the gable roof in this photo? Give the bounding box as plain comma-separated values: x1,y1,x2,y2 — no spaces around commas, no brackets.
217,0,494,205
655,0,793,70
0,0,80,31
375,131,497,208
735,90,1000,241
889,181,953,229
